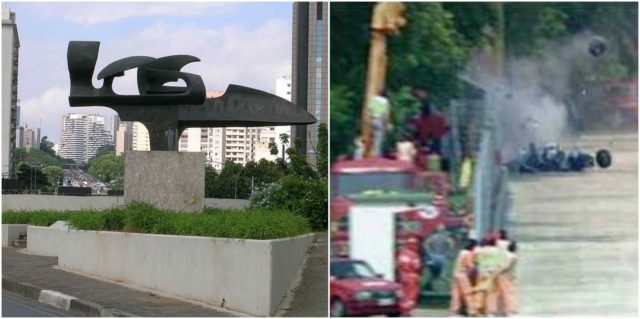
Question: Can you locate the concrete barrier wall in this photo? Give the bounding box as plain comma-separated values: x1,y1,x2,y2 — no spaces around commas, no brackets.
2,195,249,212
269,235,314,312
26,226,67,256
2,224,27,247
204,198,250,210
55,230,313,316
2,195,123,211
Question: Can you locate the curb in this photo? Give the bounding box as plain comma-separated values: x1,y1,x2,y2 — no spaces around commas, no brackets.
2,276,136,317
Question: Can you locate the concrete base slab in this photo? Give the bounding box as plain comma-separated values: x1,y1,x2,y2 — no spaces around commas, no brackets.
125,151,205,212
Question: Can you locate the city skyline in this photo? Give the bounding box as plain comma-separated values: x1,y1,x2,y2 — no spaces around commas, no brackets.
7,2,293,145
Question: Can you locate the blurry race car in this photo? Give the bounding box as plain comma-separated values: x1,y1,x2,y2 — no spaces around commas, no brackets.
330,259,402,317
510,143,612,173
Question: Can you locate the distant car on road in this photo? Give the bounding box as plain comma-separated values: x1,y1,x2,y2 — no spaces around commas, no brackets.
330,259,401,317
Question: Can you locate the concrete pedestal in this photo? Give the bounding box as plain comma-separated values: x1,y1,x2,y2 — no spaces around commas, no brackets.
125,151,205,213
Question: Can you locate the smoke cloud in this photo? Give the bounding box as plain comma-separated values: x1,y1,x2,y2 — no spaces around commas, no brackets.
466,32,607,160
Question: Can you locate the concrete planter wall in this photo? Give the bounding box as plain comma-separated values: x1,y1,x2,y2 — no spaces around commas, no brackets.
26,225,68,256
204,198,250,209
2,224,27,247
56,230,313,316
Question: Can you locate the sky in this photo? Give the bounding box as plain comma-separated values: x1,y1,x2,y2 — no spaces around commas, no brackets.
6,2,293,144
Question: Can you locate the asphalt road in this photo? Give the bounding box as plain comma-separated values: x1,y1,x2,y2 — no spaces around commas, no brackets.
2,291,74,317
511,131,638,316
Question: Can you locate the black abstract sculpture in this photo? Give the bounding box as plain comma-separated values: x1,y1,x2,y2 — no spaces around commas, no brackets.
68,41,315,151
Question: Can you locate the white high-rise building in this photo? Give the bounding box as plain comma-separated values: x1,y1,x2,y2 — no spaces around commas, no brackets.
179,126,279,169
114,121,150,154
59,114,113,163
131,122,150,152
178,127,225,170
275,76,292,101
176,90,283,168
2,6,19,178
275,76,292,160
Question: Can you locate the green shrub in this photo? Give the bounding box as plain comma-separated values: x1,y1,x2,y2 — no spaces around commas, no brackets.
67,211,104,230
251,176,327,230
101,207,127,230
124,202,169,233
2,211,72,226
2,202,311,240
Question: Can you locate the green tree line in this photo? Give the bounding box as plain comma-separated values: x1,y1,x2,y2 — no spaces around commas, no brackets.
330,2,637,160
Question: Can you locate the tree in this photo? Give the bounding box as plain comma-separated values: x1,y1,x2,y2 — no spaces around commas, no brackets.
95,144,115,157
88,153,123,183
268,141,278,156
85,144,116,171
330,2,638,159
204,165,218,198
330,3,468,160
286,138,319,180
42,165,64,187
40,136,56,157
16,162,49,191
216,161,249,199
279,133,290,160
14,148,60,168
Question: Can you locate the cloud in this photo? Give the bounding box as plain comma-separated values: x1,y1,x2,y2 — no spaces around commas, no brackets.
19,86,117,144
34,3,234,26
100,18,292,93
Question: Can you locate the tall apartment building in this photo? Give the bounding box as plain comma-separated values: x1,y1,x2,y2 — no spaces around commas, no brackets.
15,126,23,148
2,6,19,178
227,127,278,165
114,122,132,156
179,127,223,169
112,115,121,144
114,121,149,155
291,2,328,165
174,91,275,169
59,114,113,163
131,122,150,151
178,126,278,170
16,126,40,150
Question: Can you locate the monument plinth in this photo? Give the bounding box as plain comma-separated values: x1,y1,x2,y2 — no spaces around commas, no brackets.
124,151,204,212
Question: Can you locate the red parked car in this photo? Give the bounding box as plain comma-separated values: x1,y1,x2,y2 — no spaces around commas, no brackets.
330,259,402,317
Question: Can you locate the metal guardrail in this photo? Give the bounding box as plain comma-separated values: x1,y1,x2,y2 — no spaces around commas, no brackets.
446,82,513,239
472,87,512,239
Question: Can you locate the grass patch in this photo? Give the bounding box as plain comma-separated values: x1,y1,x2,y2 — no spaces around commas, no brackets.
2,202,311,240
1,211,73,226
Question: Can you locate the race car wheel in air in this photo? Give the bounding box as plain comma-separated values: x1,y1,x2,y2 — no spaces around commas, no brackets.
596,149,612,168
331,299,347,317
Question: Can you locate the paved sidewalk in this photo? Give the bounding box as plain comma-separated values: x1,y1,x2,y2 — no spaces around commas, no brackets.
411,308,450,317
279,233,328,317
2,247,238,317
